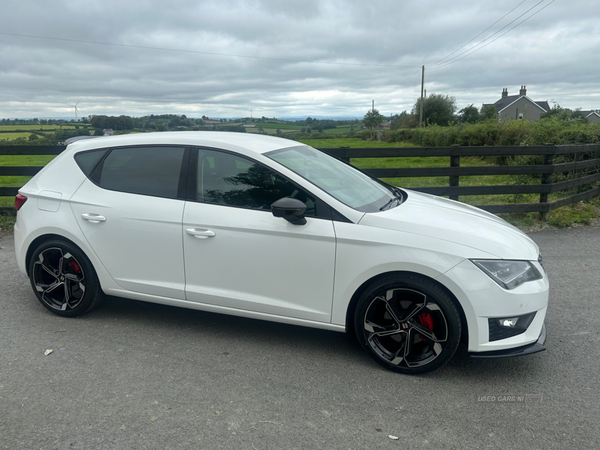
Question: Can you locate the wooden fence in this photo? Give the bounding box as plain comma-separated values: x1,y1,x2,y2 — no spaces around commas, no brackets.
1,144,600,218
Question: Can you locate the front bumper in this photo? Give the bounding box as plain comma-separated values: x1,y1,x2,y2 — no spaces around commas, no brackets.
437,258,549,354
469,323,547,358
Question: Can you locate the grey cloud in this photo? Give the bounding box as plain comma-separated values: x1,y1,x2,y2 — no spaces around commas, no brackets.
1,0,599,118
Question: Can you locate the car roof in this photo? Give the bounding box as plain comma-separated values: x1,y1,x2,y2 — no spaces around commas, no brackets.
65,131,301,156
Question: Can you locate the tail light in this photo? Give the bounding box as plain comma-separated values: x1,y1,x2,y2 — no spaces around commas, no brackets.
15,194,28,211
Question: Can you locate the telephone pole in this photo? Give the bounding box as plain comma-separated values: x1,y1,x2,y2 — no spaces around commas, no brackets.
419,65,425,127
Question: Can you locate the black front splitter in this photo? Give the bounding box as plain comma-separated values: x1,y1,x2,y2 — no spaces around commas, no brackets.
469,324,547,359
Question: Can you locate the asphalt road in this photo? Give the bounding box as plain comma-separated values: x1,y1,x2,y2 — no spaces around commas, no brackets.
1,226,599,450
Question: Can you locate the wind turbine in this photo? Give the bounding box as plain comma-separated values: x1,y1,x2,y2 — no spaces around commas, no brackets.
71,101,80,122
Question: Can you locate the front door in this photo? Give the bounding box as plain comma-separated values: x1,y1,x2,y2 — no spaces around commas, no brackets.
183,149,336,322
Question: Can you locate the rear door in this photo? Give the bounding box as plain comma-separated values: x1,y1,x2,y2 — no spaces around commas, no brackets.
70,145,188,299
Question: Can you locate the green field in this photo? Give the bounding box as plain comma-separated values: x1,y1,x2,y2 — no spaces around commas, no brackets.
298,138,409,148
0,124,83,131
0,132,37,141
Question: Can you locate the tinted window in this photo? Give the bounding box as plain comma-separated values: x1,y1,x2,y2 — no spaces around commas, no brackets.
94,146,185,199
197,149,316,215
74,149,108,176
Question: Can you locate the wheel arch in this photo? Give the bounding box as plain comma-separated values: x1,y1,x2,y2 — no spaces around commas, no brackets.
345,270,469,345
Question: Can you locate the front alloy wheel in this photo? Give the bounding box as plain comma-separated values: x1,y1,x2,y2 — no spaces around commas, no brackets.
355,274,461,374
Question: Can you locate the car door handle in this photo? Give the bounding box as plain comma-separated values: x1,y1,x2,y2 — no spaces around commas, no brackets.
81,213,107,223
186,228,216,239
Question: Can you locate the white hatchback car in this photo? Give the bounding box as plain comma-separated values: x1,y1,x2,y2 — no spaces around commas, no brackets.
14,132,548,374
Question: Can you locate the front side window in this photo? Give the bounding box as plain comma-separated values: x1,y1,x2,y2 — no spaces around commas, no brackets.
197,149,316,215
92,146,185,199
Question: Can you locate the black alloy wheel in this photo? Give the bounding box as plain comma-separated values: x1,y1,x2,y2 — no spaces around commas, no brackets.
29,239,105,317
355,274,461,374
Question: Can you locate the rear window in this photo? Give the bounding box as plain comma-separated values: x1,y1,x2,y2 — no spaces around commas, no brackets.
74,149,108,176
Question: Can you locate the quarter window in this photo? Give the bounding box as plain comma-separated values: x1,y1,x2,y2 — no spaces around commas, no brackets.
92,146,185,199
197,149,316,215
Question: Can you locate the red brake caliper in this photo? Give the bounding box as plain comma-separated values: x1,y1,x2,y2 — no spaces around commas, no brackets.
418,313,434,330
69,260,81,274
417,312,434,342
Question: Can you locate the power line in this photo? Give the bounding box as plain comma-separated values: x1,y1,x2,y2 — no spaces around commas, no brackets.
430,0,527,67
432,0,555,69
373,67,422,106
0,31,419,69
431,0,547,69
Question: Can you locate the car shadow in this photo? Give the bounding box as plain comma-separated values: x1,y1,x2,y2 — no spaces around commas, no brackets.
91,295,371,364
82,295,548,379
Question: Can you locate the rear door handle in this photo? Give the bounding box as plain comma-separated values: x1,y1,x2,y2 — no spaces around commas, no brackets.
81,213,107,223
186,228,216,239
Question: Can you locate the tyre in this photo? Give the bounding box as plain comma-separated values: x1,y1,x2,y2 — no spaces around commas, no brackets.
354,273,461,374
28,239,105,317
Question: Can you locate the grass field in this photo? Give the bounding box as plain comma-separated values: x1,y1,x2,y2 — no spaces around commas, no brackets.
0,124,84,131
0,133,37,141
298,138,411,148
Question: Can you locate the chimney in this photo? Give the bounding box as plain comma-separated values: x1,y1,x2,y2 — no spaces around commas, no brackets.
519,85,527,96
501,88,508,98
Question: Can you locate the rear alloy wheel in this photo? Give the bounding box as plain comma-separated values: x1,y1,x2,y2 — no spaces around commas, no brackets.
29,240,105,317
355,274,461,374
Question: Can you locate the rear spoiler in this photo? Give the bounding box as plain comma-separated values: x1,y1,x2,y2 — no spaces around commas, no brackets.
64,135,106,145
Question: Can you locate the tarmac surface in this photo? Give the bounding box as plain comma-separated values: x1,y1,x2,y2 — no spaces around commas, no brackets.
0,225,599,449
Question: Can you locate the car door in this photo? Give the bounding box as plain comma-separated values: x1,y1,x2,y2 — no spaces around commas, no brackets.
183,148,336,323
70,145,188,299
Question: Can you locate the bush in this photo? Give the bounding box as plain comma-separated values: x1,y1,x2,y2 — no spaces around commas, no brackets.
385,117,600,147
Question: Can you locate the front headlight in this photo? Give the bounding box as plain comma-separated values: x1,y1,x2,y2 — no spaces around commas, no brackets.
471,259,542,290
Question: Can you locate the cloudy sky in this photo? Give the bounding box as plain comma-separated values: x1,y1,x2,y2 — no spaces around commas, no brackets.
1,0,598,119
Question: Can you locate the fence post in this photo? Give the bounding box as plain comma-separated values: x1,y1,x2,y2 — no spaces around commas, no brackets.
449,153,460,201
573,147,583,194
339,147,350,164
539,152,554,221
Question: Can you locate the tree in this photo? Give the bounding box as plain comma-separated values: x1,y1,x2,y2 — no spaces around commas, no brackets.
480,105,498,121
458,104,480,124
412,94,456,126
363,108,385,130
391,111,417,129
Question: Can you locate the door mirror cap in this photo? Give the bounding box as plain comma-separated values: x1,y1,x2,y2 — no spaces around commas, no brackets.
271,197,307,225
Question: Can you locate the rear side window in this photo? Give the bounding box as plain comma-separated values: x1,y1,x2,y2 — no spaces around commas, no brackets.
74,149,108,176
91,146,185,199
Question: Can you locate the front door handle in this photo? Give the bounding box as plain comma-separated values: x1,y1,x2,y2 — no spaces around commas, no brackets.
186,228,216,239
81,213,107,223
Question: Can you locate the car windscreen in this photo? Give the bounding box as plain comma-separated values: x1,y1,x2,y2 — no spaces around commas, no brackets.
266,145,400,213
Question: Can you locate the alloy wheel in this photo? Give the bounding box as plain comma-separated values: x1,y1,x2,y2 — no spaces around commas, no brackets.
32,247,86,311
363,287,450,369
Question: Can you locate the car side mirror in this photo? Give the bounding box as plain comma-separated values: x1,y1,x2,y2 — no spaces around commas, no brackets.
271,197,307,225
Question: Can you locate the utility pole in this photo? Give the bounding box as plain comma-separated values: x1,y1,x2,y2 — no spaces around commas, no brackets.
419,65,425,127
372,100,374,112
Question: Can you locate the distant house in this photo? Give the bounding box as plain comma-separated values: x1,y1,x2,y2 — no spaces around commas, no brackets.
482,86,549,122
243,123,256,128
579,110,600,124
